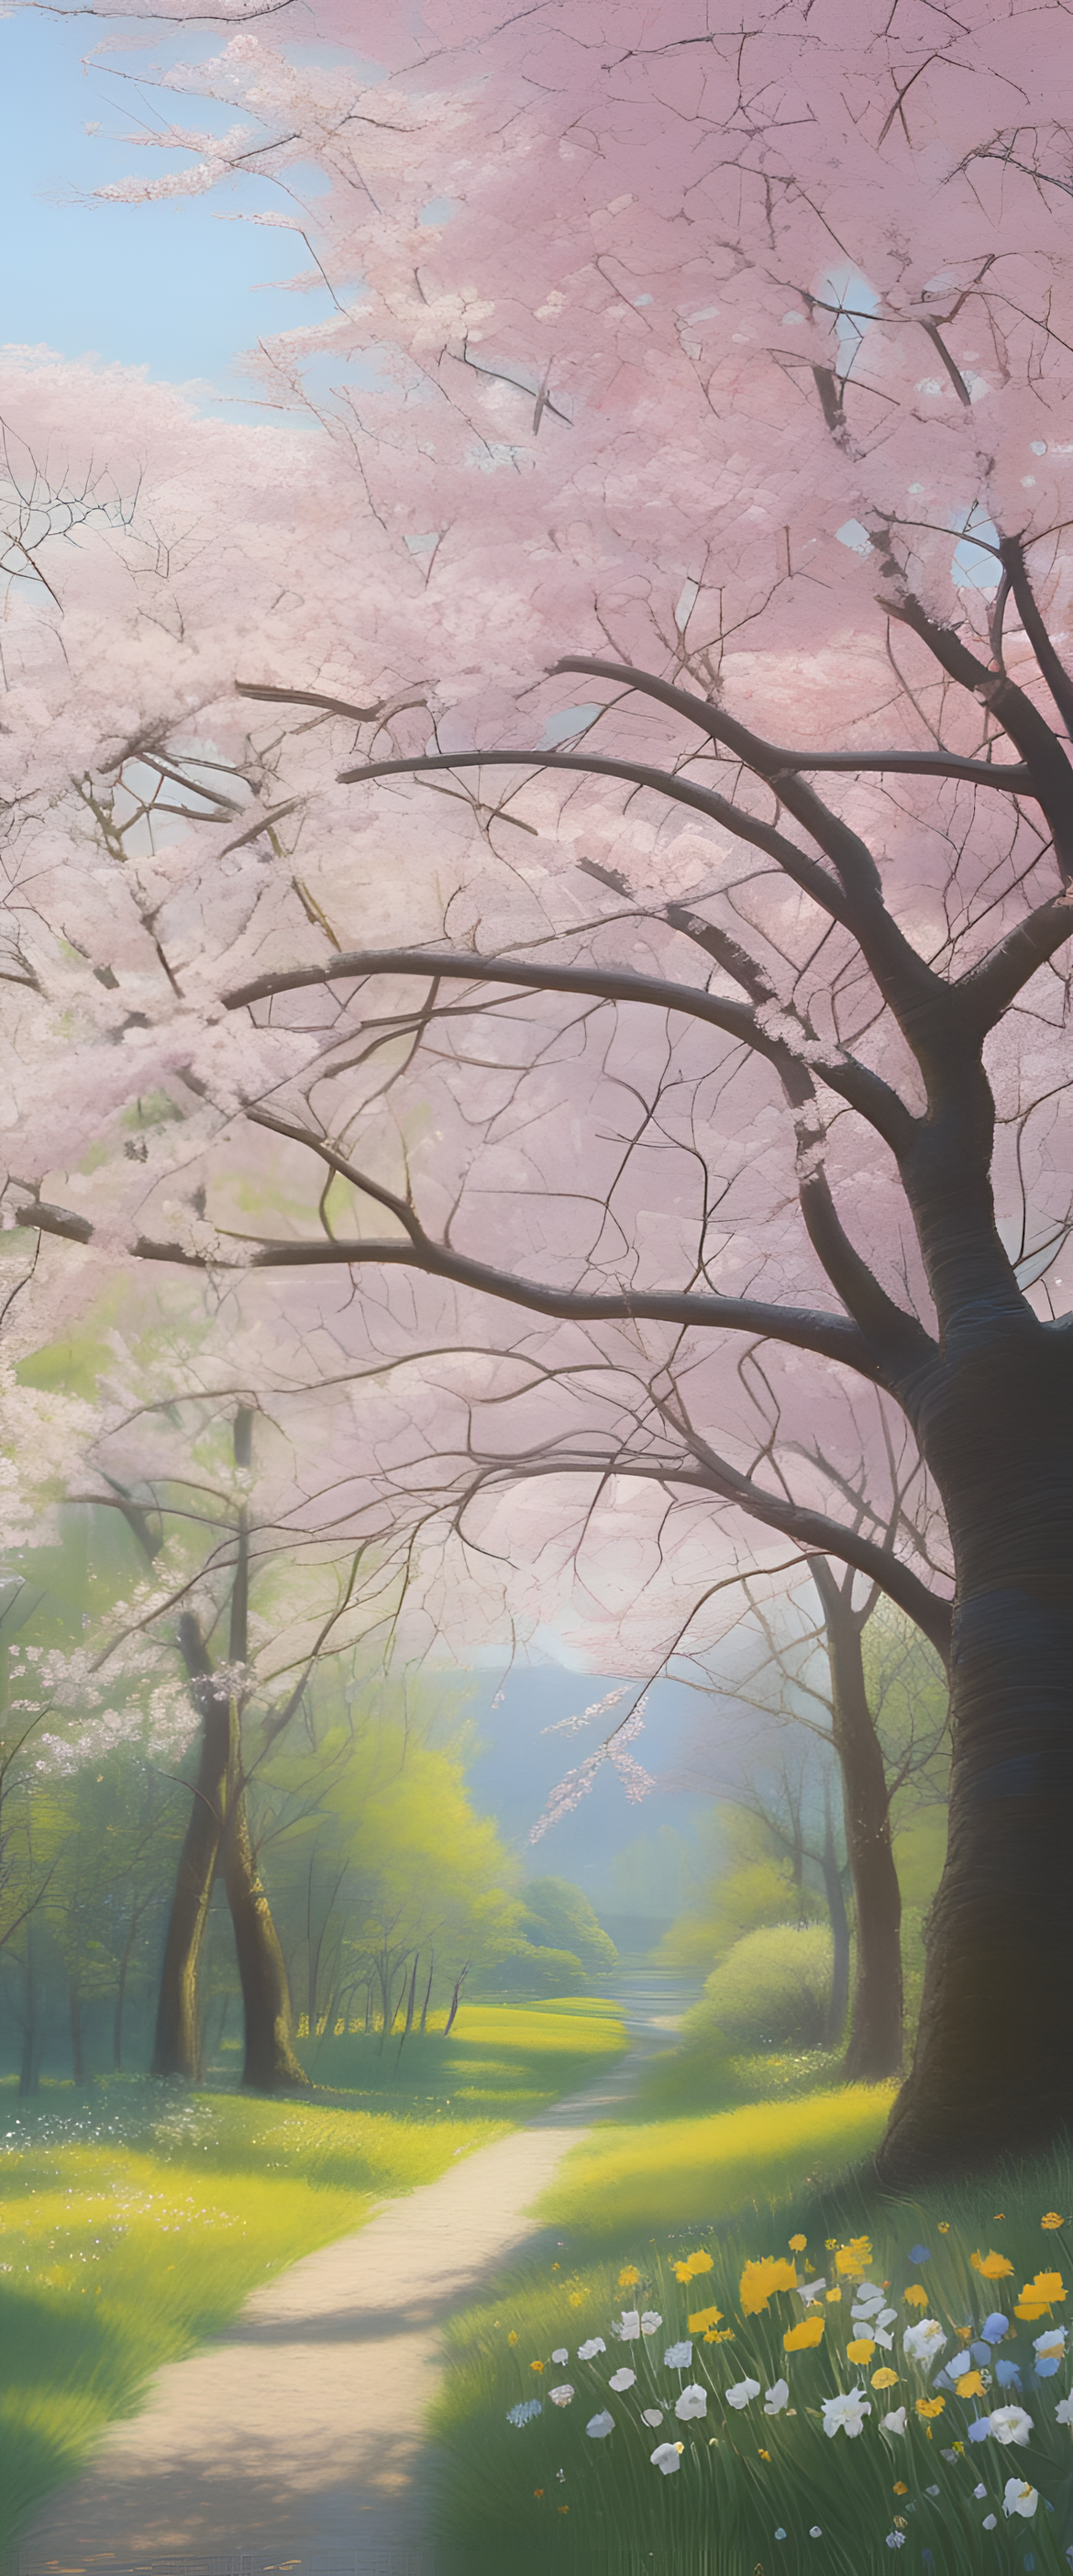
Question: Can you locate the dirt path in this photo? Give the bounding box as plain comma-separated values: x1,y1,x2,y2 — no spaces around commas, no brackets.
18,1977,690,2576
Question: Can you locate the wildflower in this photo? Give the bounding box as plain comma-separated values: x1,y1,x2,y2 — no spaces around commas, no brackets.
972,2250,1014,2279
640,2311,662,2335
673,2251,712,2282
740,2257,799,2314
989,2405,1034,2445
810,2526,823,2537
826,2287,843,2304
847,2338,877,2363
569,2292,583,2307
507,2330,519,2346
676,2383,708,2420
618,2266,640,2287
959,2371,988,2398
1016,2270,1066,2320
1003,2478,1039,2518
650,2442,682,2474
835,2237,873,2278
980,2312,1009,2342
764,2380,790,2414
822,2390,871,2437
507,2399,543,2426
904,2286,929,2309
825,2239,837,2250
1042,2215,1066,2231
706,2326,735,2342
578,2337,605,2359
551,2347,569,2364
873,2369,900,2389
548,2384,575,2406
968,2418,992,2442
585,2410,614,2438
880,2409,908,2435
641,2407,664,2426
938,2223,950,2234
725,2378,762,2409
664,2341,692,2368
886,2535,906,2549
1056,2393,1073,2426
1034,2326,1065,2359
533,2488,544,2498
608,2369,636,2393
904,2319,947,2362
530,2359,545,2373
758,2447,770,2459
784,2315,824,2350
789,2235,807,2251
910,2245,931,2264
995,2359,1023,2389
775,2527,787,2539
982,2514,997,2529
688,2304,724,2333
916,2398,946,2419
797,2276,827,2304
614,2310,641,2341
946,2349,974,2380
893,2482,908,2495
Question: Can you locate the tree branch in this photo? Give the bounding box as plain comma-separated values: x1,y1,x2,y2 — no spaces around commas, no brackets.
879,587,1073,883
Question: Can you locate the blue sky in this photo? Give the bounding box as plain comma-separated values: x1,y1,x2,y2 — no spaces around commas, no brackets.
1,8,365,418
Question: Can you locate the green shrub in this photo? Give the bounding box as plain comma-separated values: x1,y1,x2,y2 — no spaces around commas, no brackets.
690,1925,834,2050
521,1876,618,1974
490,1938,588,1996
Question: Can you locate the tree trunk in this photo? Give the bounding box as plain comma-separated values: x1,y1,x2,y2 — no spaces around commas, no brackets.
18,1922,39,2099
221,1746,308,2093
419,1952,436,2034
819,1780,852,2052
876,1321,1073,2185
813,1560,903,2082
69,1975,84,2085
150,1635,228,2080
114,1905,139,2071
444,1964,469,2036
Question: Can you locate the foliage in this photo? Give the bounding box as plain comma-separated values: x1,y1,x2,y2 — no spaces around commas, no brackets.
432,2139,1073,2573
0,1996,625,2549
533,2082,893,2243
689,1926,835,2054
661,1807,823,1971
520,1879,617,1973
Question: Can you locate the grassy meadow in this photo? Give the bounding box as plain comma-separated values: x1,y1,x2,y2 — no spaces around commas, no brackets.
429,2027,1073,2574
0,1995,624,2551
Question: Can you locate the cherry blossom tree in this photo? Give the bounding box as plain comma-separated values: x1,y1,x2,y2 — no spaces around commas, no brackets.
7,1,1073,2182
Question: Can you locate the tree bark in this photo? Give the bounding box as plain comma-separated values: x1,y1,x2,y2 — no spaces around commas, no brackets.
149,1638,227,2081
220,1744,308,2092
819,1779,852,2052
813,1560,904,2082
876,1316,1073,2184
69,1975,84,2085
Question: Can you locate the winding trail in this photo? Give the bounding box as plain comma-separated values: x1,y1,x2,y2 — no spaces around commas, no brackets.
18,1975,691,2576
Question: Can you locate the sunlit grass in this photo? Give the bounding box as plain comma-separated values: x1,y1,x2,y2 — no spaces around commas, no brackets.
536,2082,896,2238
0,1996,625,2551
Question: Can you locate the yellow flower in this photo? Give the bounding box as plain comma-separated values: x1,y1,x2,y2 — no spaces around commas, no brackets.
705,2326,735,2343
784,2315,824,2350
531,2360,545,2373
971,2249,1014,2279
508,2331,518,2346
835,2236,873,2279
872,2368,900,2389
618,2267,640,2288
825,2287,843,2304
740,2258,799,2315
904,2286,929,2308
1042,2215,1066,2231
825,2238,837,2250
893,2482,908,2495
689,2304,724,2334
938,2222,950,2234
1015,2269,1066,2318
569,2293,583,2309
789,2234,807,2251
993,2213,1005,2222
534,2488,544,2499
959,2371,986,2398
916,2396,946,2419
846,2337,876,2363
758,2448,770,2460
687,2251,713,2277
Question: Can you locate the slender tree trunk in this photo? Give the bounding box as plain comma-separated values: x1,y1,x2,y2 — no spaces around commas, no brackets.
221,1752,308,2092
419,1951,436,2035
813,1560,903,2082
150,1641,228,2080
820,1781,852,2051
18,1921,39,2099
69,1975,84,2085
444,1964,469,2036
114,1908,139,2072
877,1325,1073,2184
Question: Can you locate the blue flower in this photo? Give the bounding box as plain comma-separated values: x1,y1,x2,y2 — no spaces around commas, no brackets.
982,2314,1010,2344
910,2245,932,2265
507,2398,543,2426
996,2360,1023,2391
972,2341,994,2365
968,2417,992,2443
1034,2359,1060,2379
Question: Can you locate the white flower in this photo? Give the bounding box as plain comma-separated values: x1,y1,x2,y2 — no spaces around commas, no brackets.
641,2310,663,2335
764,2380,790,2415
1003,2478,1038,2518
675,2382,708,2420
903,2318,947,2363
615,2310,641,2341
852,2282,885,2312
982,2515,997,2530
725,2378,762,2410
507,2398,542,2426
1056,2393,1073,2426
822,2390,871,2438
664,2341,692,2369
974,2483,987,2498
548,2383,575,2406
810,2527,823,2539
775,2531,787,2543
880,2407,908,2436
870,2328,894,2348
586,2410,614,2438
947,2349,974,2380
990,2405,1034,2447
609,2368,636,2393
797,2277,826,2304
578,2337,606,2360
885,2536,906,2550
1035,2326,1066,2356
650,2441,682,2475
551,2347,569,2364
642,2407,665,2426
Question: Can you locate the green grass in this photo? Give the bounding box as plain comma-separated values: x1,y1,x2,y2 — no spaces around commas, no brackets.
429,2086,1073,2576
0,1995,624,2551
535,2080,896,2238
